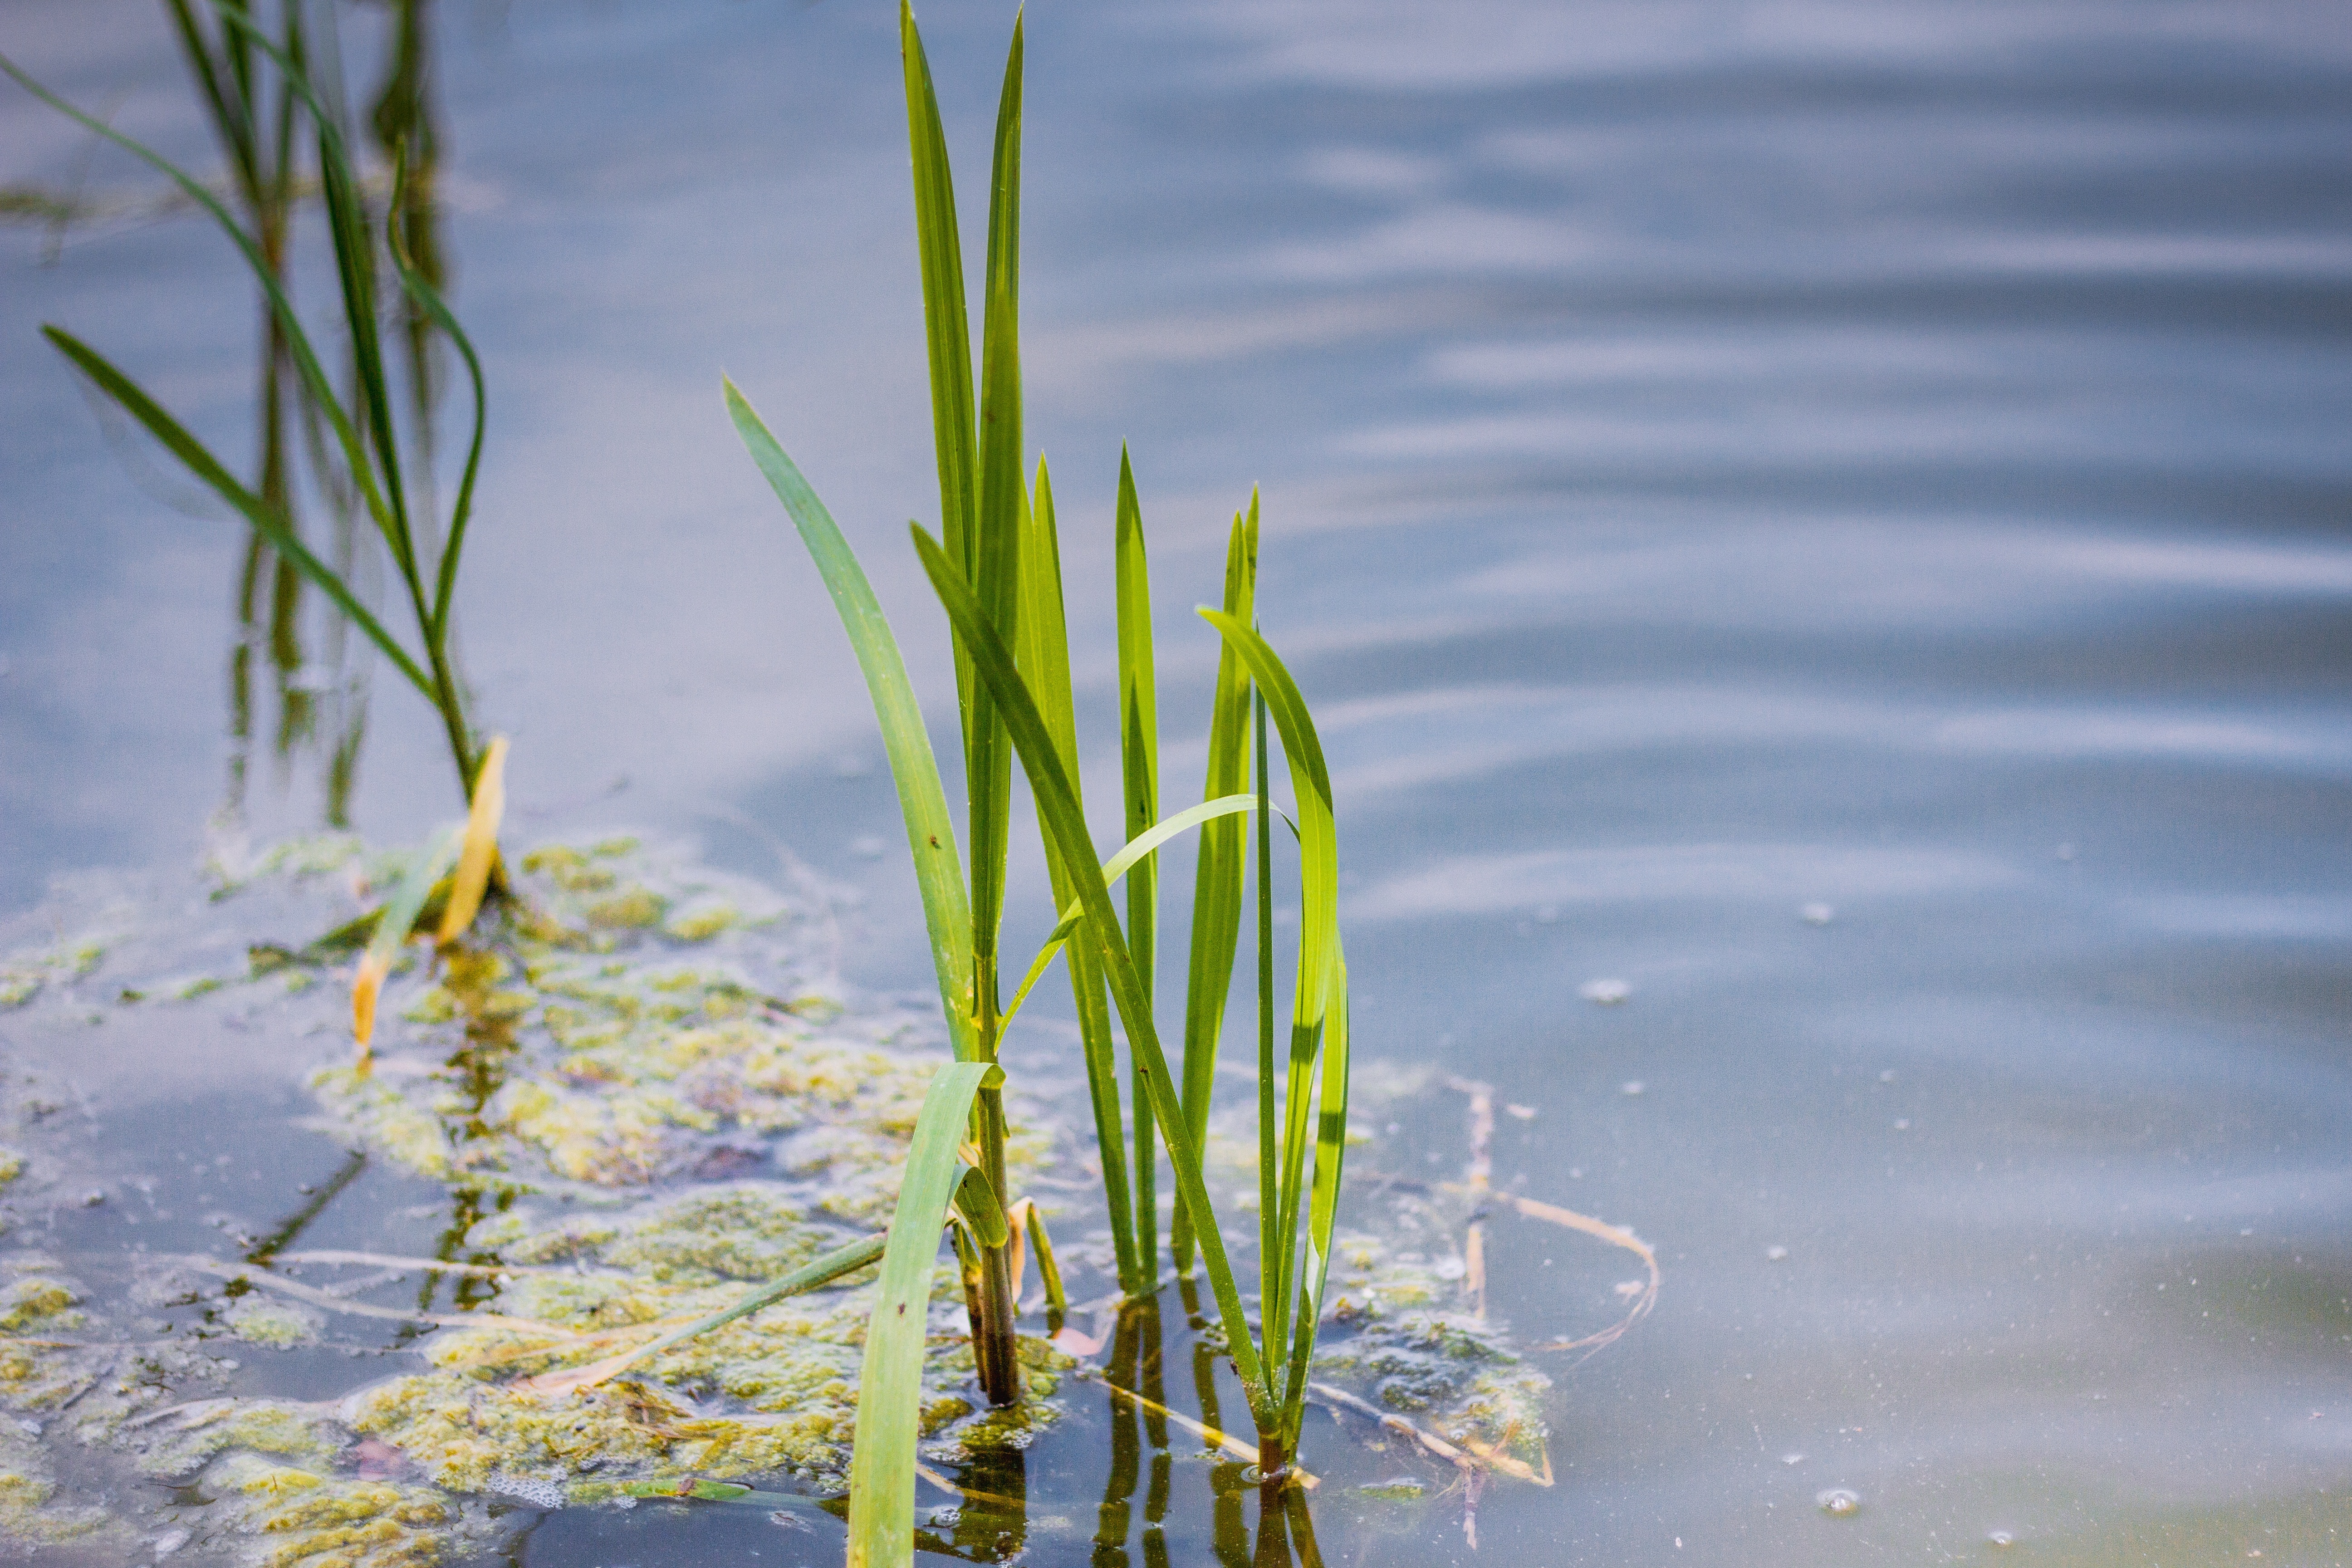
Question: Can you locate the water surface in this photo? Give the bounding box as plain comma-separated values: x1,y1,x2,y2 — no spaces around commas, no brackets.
3,0,2350,1562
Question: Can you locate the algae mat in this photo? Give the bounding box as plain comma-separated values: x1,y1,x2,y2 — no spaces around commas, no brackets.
0,836,1598,1563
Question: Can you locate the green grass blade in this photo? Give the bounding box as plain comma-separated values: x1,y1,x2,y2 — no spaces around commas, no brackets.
1114,446,1160,1280
41,326,434,701
913,524,1276,1426
1254,691,1282,1380
207,15,422,590
1172,499,1258,1273
1198,608,1343,1411
953,1163,1011,1248
1279,945,1348,1445
847,1059,998,1568
898,0,984,790
1018,459,1139,1290
1197,610,1339,1038
162,0,257,201
387,147,488,647
898,1,978,602
529,1231,886,1397
999,794,1255,1039
725,379,977,1060
961,13,1026,1058
311,90,419,595
1017,1202,1068,1326
0,46,397,567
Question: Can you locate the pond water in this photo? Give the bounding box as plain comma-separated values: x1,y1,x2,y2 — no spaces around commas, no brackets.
4,0,2351,1563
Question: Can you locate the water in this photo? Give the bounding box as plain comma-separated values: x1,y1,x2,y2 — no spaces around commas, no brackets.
5,0,2351,1563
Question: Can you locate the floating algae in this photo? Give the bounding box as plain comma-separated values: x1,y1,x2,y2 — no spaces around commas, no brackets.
0,834,1609,1559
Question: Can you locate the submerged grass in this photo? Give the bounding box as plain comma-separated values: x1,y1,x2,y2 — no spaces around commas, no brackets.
729,4,1354,1557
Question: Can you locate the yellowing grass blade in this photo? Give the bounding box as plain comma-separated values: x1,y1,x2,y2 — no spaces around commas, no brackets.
436,734,507,944
847,1059,998,1568
353,824,462,1054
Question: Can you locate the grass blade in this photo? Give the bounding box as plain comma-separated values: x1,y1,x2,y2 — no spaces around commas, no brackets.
1254,690,1281,1380
0,46,396,546
1198,609,1343,1417
352,823,462,1052
846,1059,998,1568
517,1231,885,1399
1172,499,1257,1273
1114,446,1160,1280
39,326,435,701
387,147,488,648
1280,945,1348,1444
965,10,1026,1067
998,794,1254,1038
899,0,987,828
952,1162,1011,1248
912,524,1275,1425
435,734,506,943
1017,459,1139,1289
725,379,976,1059
898,0,978,623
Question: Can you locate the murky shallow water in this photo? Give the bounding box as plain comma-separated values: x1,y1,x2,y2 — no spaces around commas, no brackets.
4,0,2351,1563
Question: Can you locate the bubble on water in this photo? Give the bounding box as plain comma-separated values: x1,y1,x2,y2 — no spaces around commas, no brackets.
1817,1489,1861,1517
1781,1452,1804,1465
1987,1530,2016,1547
1800,902,1835,926
1582,978,1631,1005
490,1470,567,1509
1619,1080,1645,1097
1766,1245,1789,1262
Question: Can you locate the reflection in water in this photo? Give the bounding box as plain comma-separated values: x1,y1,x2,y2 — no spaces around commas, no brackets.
1089,1291,1322,1568
417,945,519,1322
161,0,453,832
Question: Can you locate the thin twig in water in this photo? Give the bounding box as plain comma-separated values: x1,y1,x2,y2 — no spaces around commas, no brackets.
185,1259,582,1338
270,1249,566,1278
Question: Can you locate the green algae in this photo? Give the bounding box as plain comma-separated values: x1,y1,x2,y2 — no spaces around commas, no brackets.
0,834,1581,1561
338,1183,1068,1503
198,1450,462,1566
227,1297,323,1349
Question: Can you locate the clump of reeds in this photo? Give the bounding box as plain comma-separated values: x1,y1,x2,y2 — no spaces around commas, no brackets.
3,10,489,809
6,5,509,1035
726,7,1352,1561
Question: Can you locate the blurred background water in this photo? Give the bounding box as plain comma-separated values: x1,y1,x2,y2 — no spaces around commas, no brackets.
3,0,2350,1563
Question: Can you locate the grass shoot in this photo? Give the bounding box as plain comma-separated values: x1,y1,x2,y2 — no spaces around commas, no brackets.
728,5,1354,1558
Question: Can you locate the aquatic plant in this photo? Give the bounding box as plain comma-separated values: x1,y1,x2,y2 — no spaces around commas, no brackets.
3,10,491,808
726,5,1352,1558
